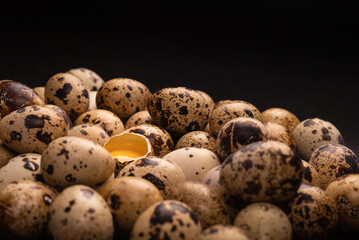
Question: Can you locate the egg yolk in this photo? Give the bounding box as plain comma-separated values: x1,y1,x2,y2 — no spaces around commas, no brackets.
110,149,144,159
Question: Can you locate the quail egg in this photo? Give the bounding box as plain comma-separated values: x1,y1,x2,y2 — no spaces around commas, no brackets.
262,107,300,133
68,67,105,91
175,130,217,154
67,124,110,145
125,110,154,129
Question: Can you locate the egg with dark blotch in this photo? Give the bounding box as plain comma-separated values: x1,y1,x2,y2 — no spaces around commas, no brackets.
262,107,300,133
175,131,217,154
68,67,105,91
197,225,249,240
265,122,296,149
67,124,110,145
0,105,67,153
125,110,154,129
301,160,321,187
0,140,15,168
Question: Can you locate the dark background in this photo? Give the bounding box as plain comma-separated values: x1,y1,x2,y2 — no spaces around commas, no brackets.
0,1,358,239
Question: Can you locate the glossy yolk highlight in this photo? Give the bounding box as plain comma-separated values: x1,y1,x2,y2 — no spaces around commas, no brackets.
110,149,144,159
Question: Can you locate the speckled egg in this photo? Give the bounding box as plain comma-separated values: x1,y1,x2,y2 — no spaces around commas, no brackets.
208,100,263,136
175,131,217,154
286,183,338,239
265,122,296,149
0,80,45,117
88,91,98,110
216,117,268,161
0,180,57,239
74,109,125,136
96,176,163,236
68,67,105,91
234,202,292,240
118,156,186,199
96,78,151,120
147,87,210,136
125,110,154,129
293,118,345,160
67,124,110,145
0,140,15,168
262,107,300,133
0,153,43,191
302,160,321,187
197,225,249,240
0,105,67,153
169,181,231,229
326,174,359,232
46,104,73,130
33,86,45,101
123,124,174,157
197,90,215,111
130,200,202,240
309,144,359,189
163,147,221,182
220,140,303,203
41,136,115,189
45,72,90,121
47,184,114,240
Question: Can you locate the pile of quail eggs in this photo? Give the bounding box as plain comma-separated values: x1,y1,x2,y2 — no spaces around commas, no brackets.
1,68,358,240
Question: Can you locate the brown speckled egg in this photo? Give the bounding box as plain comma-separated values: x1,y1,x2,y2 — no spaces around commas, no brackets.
175,131,217,154
0,140,15,168
220,140,303,203
96,78,151,120
197,90,215,111
123,124,174,157
47,184,114,240
234,202,292,240
198,225,249,240
125,110,154,129
67,124,110,145
45,72,90,121
74,109,125,136
163,147,221,182
119,156,186,199
68,67,105,91
96,176,163,236
169,181,231,229
130,200,202,240
33,86,45,101
0,153,43,191
147,87,210,136
326,174,359,232
286,183,338,239
216,117,268,161
46,104,73,129
0,180,57,239
209,100,262,136
0,105,67,153
309,144,359,189
0,80,45,117
265,122,296,149
302,160,321,187
88,91,97,110
293,118,345,160
262,107,300,133
41,136,115,190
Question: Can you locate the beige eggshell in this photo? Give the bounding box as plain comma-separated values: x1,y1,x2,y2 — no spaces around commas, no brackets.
262,107,300,133
163,147,221,182
301,160,321,187
0,140,15,168
74,109,125,136
198,225,249,240
118,156,186,199
197,90,215,111
220,140,303,203
130,200,202,240
0,180,57,239
41,136,115,189
326,174,359,232
88,91,98,110
45,104,73,130
47,185,114,240
67,124,110,145
96,176,163,235
45,72,90,121
96,78,151,120
265,122,296,149
33,86,45,101
175,130,217,154
68,67,105,91
309,144,359,189
147,87,210,136
169,181,231,229
293,118,345,160
234,202,292,240
0,105,67,153
209,100,262,136
125,110,154,129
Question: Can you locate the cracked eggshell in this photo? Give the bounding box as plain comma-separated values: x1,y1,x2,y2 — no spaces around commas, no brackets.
118,156,186,199
220,140,303,203
125,110,154,129
301,160,321,187
47,185,113,240
147,87,210,137
326,174,359,232
293,118,345,160
234,202,292,240
130,200,202,240
68,67,105,91
41,136,115,190
74,109,125,136
96,78,151,120
67,124,110,146
45,72,90,121
0,105,67,154
262,107,300,133
175,130,217,154
0,180,57,239
198,225,249,240
265,122,296,149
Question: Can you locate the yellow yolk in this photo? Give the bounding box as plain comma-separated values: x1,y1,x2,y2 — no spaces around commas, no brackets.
110,149,144,159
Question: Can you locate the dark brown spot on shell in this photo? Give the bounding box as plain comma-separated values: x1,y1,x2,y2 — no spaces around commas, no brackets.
142,173,165,191
110,195,121,209
65,174,76,182
10,131,22,141
22,158,39,171
55,83,73,104
46,165,54,174
36,130,53,144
